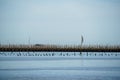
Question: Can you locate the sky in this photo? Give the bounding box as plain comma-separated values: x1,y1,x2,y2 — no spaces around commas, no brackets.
0,0,120,45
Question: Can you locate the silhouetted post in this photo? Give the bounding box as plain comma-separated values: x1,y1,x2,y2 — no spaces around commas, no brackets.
60,52,62,56
52,53,55,56
81,35,84,46
80,35,84,56
94,53,96,56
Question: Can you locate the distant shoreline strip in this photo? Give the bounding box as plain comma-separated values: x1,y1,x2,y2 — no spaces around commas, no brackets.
0,44,120,52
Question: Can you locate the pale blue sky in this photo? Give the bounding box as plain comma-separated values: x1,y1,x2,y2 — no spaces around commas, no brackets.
0,0,120,45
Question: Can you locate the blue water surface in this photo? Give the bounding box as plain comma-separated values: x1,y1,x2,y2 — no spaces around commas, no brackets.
0,52,120,80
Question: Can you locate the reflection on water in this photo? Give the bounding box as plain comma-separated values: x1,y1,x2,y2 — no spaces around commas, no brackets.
0,52,120,80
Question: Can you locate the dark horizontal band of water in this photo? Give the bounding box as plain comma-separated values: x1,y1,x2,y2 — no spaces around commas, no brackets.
0,44,120,52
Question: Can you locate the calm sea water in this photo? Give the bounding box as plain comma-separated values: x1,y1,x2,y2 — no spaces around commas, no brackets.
0,52,120,80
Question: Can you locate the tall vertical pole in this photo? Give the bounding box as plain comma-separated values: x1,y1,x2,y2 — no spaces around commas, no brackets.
80,35,84,55
81,35,84,46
